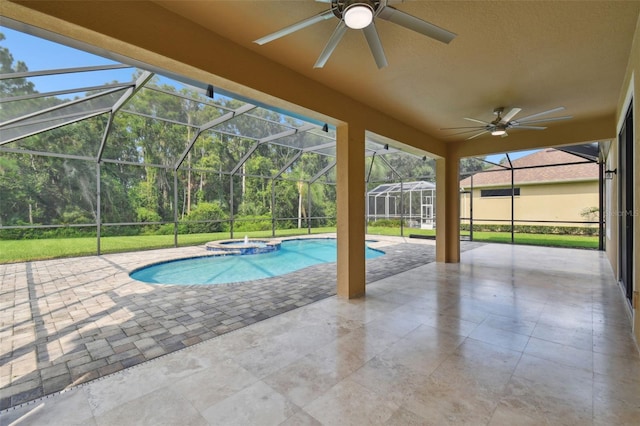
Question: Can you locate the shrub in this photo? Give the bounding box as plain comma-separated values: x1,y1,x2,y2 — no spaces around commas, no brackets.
100,225,140,237
580,206,599,222
134,207,162,233
182,201,229,234
0,221,99,240
56,209,94,225
233,215,272,232
135,207,162,224
462,223,599,236
367,219,404,227
156,223,177,235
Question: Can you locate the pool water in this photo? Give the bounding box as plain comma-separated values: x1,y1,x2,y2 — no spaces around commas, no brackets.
130,239,384,285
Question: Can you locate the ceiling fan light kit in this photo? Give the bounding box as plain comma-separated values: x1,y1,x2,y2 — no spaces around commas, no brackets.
344,2,374,29
441,106,573,140
254,0,457,69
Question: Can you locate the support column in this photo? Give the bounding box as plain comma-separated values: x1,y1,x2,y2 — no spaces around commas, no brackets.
173,171,179,247
96,162,101,255
336,123,366,298
271,179,276,237
435,153,461,263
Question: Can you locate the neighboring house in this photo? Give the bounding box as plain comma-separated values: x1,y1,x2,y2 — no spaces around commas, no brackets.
459,149,599,227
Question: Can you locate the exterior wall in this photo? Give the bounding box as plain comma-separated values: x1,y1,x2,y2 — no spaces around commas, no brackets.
605,143,619,278
609,12,639,344
461,180,599,226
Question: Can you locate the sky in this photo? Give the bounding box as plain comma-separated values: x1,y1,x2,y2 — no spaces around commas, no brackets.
2,27,115,70
1,26,136,93
485,150,536,164
1,25,536,162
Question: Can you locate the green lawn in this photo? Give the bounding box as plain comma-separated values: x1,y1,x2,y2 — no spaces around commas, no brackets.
470,231,599,249
0,227,337,263
366,227,598,249
366,226,436,238
0,226,597,264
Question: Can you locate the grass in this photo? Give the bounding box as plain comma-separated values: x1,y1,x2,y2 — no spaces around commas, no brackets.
0,227,337,263
470,231,599,249
366,226,598,249
0,226,598,264
366,226,436,238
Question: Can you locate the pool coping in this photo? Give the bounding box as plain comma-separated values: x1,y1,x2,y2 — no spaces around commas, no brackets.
128,236,384,288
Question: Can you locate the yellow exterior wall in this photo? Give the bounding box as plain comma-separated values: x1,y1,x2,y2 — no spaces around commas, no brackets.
608,12,639,344
604,143,619,277
461,180,599,226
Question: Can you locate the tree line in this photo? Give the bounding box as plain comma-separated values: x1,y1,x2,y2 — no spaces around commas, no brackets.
0,34,485,239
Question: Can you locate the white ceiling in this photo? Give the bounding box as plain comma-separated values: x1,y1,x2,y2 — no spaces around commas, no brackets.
150,0,640,142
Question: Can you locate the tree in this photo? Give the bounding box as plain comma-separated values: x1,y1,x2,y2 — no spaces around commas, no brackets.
460,156,489,177
0,33,35,98
580,206,599,223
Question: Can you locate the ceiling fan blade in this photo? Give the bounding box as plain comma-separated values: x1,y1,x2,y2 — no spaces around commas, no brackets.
378,6,456,44
254,10,335,45
314,21,347,68
512,125,547,130
467,130,489,140
440,126,486,130
363,23,388,69
516,106,565,122
500,107,522,124
501,132,509,138
445,128,490,136
516,115,573,125
464,117,490,125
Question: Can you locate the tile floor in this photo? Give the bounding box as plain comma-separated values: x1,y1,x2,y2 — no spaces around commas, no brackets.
2,243,639,425
2,235,483,409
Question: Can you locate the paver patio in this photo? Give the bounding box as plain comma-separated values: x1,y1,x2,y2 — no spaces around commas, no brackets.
0,235,481,409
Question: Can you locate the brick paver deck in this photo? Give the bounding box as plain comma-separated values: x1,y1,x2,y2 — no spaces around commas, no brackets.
0,235,482,409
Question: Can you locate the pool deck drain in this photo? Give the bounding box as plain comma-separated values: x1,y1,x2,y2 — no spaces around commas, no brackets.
0,236,483,410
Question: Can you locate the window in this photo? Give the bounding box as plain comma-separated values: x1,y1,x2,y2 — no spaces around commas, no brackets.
480,188,520,197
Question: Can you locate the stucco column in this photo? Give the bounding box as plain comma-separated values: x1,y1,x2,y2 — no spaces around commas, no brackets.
336,123,366,298
435,154,461,263
634,73,639,345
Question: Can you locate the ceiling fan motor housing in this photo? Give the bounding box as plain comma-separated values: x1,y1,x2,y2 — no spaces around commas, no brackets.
332,0,382,20
255,0,456,69
440,107,570,140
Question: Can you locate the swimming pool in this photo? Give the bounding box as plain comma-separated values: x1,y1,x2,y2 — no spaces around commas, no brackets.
130,238,384,285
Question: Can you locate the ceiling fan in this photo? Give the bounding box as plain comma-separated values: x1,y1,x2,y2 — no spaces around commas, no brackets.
441,107,573,140
254,0,456,69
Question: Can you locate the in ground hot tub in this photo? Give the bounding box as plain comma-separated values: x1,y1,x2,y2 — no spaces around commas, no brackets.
205,237,281,255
